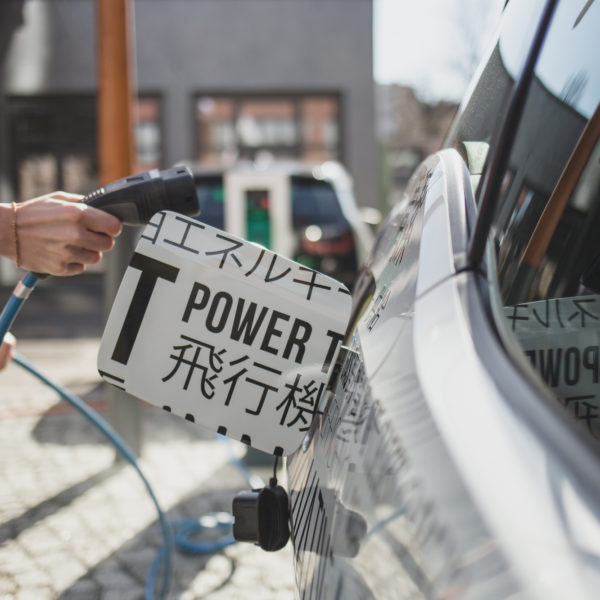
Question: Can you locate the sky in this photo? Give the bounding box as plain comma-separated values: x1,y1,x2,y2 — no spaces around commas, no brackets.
373,0,506,102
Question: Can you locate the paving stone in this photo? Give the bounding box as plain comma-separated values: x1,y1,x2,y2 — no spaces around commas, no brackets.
59,577,102,600
94,567,139,590
0,337,295,599
0,543,33,575
37,552,88,591
15,587,56,600
13,567,53,590
18,524,65,555
118,546,157,583
0,574,17,595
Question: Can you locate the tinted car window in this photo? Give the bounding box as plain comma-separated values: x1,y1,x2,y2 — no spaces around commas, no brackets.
290,176,346,228
486,1,600,440
194,175,225,229
195,174,348,230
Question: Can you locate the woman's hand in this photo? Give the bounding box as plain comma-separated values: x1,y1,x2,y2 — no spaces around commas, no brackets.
2,192,122,276
0,332,16,370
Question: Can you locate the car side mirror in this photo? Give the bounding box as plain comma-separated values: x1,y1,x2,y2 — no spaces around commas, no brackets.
97,211,352,456
359,206,382,230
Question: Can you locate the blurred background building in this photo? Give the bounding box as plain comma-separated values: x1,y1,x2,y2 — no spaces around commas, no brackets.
376,84,458,206
0,0,375,199
0,0,381,291
0,0,504,287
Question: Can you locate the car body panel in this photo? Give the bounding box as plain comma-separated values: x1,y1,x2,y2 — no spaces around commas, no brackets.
288,144,600,599
287,150,519,599
414,270,597,600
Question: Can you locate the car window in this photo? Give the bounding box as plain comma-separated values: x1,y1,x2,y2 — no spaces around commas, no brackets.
194,173,347,231
487,0,600,440
445,0,546,187
194,175,225,229
290,176,346,228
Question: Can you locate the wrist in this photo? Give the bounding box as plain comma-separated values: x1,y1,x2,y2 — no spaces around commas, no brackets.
0,203,18,263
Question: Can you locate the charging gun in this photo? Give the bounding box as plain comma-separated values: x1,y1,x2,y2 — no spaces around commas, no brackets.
82,166,200,225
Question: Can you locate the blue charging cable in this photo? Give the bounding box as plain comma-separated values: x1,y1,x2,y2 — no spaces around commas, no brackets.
0,272,40,335
13,352,173,599
1,272,259,599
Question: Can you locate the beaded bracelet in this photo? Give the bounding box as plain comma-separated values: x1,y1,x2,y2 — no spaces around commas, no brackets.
11,202,21,267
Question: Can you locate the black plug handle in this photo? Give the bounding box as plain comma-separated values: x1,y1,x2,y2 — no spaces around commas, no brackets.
83,166,200,225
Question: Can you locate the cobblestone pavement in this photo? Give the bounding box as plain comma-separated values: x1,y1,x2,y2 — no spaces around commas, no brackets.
0,338,295,600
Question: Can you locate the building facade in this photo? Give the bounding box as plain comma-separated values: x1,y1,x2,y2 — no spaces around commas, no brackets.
1,0,376,208
376,84,458,207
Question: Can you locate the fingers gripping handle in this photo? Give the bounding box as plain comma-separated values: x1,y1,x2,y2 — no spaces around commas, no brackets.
32,166,201,278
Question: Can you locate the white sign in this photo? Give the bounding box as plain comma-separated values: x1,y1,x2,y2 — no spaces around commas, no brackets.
98,211,352,456
504,295,600,439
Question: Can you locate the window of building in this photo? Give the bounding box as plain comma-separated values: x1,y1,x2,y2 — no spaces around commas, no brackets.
8,95,98,201
7,94,162,202
195,93,341,164
134,95,162,172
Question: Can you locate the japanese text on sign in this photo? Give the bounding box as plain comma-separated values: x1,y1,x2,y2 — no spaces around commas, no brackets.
98,211,352,455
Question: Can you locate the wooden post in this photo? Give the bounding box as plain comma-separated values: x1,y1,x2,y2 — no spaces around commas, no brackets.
97,0,134,183
96,0,142,456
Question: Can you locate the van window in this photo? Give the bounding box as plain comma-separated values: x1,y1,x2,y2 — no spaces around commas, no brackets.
195,174,347,231
291,176,345,228
194,175,225,229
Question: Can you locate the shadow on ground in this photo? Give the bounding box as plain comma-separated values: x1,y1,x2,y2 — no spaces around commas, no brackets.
7,387,258,599
55,485,243,600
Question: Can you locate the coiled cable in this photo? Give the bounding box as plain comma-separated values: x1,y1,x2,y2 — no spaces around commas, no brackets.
3,272,260,599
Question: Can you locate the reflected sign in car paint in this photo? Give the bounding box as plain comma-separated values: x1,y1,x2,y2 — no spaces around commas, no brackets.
504,295,600,437
98,210,351,456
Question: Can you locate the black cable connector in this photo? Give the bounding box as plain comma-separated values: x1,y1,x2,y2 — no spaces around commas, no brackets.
232,454,290,552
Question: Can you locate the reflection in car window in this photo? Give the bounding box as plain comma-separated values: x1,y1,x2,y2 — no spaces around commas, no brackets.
535,0,599,120
445,0,545,187
488,0,600,441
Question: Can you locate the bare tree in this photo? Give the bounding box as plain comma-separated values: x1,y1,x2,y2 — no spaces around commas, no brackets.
444,0,504,91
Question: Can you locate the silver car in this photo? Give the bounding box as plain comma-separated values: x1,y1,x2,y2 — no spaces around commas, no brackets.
286,0,600,598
